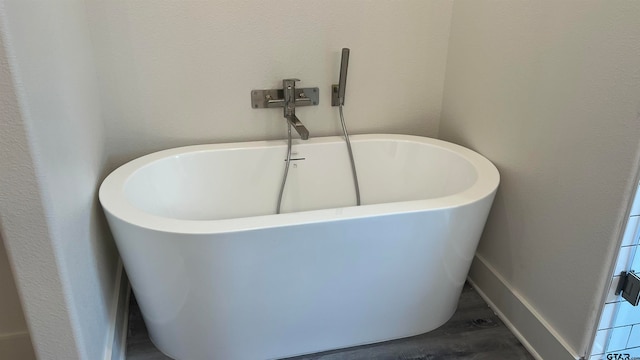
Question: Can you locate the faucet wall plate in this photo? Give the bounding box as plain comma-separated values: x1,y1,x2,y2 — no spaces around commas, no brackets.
331,84,341,106
251,88,319,109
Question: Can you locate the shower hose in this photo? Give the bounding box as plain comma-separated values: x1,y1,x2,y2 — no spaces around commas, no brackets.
276,123,292,214
339,102,361,206
276,104,361,214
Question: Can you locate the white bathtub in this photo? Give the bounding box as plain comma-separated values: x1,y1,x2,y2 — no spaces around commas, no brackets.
99,134,499,360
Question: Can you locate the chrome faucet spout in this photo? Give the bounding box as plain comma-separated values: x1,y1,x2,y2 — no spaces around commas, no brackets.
286,115,309,140
282,78,310,140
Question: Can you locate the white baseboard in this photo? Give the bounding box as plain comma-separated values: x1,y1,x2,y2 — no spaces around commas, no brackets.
468,254,580,360
104,260,130,360
0,331,36,360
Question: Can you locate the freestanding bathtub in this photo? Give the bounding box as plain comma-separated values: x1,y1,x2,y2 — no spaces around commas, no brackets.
99,134,499,360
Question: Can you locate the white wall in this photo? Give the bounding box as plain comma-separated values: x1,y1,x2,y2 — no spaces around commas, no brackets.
440,1,640,358
0,233,35,359
85,0,454,167
0,1,118,359
0,15,80,358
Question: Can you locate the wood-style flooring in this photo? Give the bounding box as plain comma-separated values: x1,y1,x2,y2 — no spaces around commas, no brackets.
126,283,534,360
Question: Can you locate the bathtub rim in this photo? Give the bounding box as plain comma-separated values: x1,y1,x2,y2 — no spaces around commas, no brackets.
99,134,500,234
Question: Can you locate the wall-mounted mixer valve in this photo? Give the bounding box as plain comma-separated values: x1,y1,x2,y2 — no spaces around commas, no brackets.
282,79,309,140
251,79,319,140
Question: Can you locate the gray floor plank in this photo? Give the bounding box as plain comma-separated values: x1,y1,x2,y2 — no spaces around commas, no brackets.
127,283,534,360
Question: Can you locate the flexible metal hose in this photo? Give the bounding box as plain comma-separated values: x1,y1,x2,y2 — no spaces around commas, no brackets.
339,102,361,206
276,123,293,214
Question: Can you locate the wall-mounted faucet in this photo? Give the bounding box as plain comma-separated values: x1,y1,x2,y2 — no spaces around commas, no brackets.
282,79,309,140
251,79,319,140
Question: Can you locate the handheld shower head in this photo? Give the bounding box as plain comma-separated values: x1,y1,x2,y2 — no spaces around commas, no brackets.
332,48,350,106
338,48,350,105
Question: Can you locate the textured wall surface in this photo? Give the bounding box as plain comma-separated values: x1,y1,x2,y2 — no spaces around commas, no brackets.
0,233,35,359
440,1,640,355
85,0,454,169
0,1,118,359
0,233,27,340
0,13,78,358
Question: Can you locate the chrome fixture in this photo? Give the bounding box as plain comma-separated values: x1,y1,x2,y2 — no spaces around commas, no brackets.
252,78,318,213
616,271,640,306
282,79,309,140
332,48,361,206
251,79,319,140
332,48,350,106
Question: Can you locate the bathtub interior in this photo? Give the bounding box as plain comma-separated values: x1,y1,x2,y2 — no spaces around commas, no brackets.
123,138,479,221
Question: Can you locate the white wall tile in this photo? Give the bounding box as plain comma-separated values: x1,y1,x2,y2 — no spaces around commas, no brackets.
627,324,640,349
615,246,638,275
625,347,640,357
607,326,632,352
622,216,640,247
613,301,640,328
592,329,608,355
631,249,640,271
631,184,640,216
599,303,618,329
